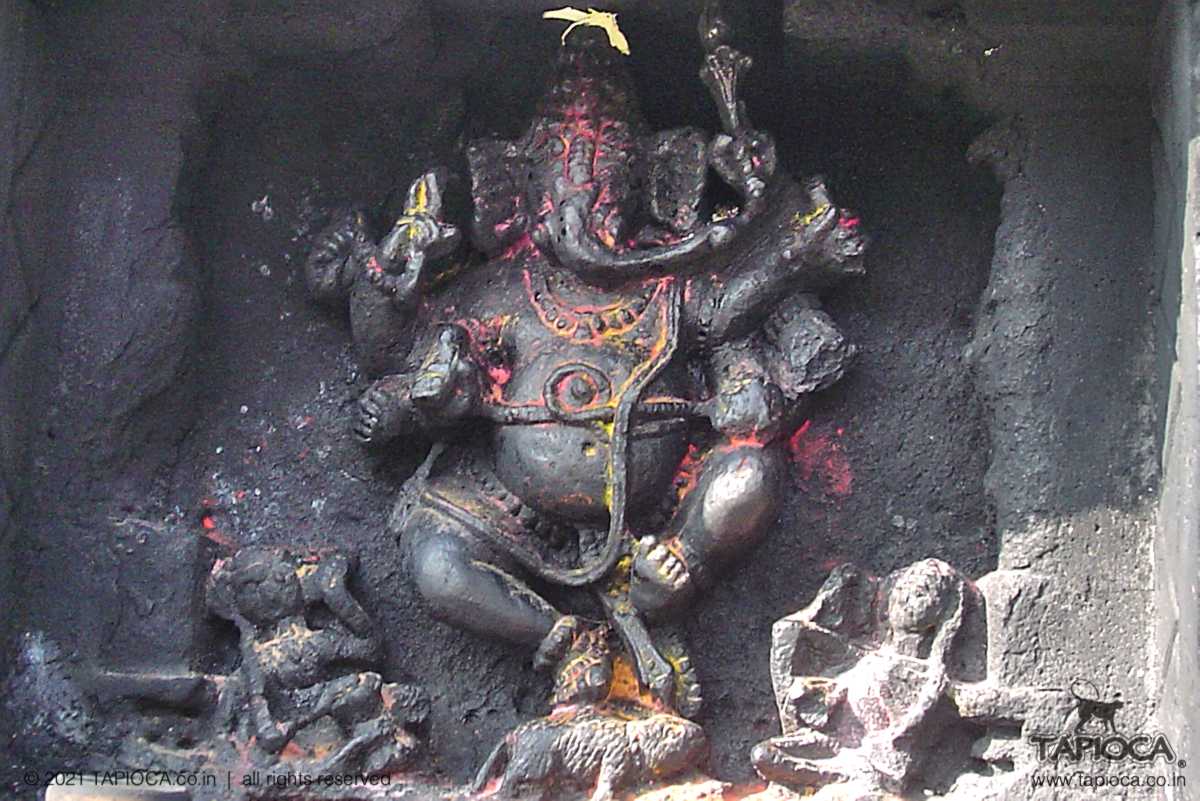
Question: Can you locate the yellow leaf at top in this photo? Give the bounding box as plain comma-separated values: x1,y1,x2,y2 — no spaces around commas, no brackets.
544,6,590,22
542,6,631,55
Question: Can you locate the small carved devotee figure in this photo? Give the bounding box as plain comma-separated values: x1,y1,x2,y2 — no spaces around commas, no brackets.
207,548,426,777
752,560,969,798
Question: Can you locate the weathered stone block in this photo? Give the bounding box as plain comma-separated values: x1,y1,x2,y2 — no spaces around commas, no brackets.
975,570,1053,687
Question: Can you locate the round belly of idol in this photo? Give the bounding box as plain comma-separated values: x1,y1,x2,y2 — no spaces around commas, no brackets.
487,296,694,525
493,420,688,524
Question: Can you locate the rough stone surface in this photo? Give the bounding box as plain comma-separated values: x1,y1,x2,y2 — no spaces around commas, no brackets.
974,570,1053,688
960,57,1163,798
2,2,213,788
1151,4,1200,797
0,0,41,353
0,4,51,786
960,104,1163,797
0,0,1182,798
633,779,731,800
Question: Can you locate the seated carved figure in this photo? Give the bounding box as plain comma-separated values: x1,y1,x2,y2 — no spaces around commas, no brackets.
207,548,426,777
752,560,977,797
304,4,866,724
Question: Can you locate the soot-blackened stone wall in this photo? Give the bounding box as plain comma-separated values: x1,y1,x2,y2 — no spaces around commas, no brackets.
0,0,54,785
0,0,41,661
1152,1,1200,792
2,2,213,783
0,0,1183,797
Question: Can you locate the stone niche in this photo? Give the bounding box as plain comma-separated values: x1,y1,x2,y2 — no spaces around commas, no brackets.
0,0,1195,800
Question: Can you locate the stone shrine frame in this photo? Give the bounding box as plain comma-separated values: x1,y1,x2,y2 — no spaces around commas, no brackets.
0,1,1195,800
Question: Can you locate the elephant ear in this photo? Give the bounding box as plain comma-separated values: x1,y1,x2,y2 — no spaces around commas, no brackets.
467,138,530,256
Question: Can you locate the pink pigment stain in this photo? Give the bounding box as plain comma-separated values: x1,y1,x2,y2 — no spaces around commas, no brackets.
501,233,538,261
788,419,853,500
199,513,236,550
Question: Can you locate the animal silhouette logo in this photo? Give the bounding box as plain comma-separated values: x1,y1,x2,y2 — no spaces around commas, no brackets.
1028,679,1178,766
1068,678,1124,734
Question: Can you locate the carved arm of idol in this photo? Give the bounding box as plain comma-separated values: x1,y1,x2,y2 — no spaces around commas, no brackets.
684,177,867,348
304,170,460,376
353,323,484,446
304,172,480,446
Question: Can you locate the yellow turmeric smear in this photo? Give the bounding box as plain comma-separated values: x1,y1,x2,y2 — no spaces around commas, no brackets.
793,203,831,228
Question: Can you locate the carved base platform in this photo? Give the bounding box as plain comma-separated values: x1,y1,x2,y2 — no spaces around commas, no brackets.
742,783,904,801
